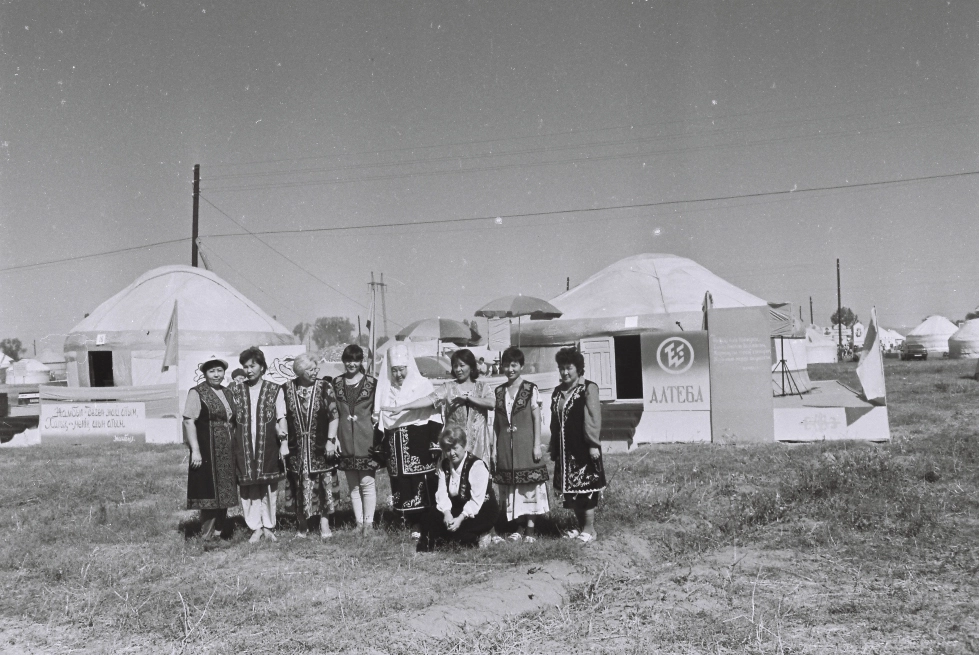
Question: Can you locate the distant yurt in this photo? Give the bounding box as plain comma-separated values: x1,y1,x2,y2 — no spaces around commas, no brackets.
5,359,51,384
879,328,905,353
805,326,838,364
949,319,979,359
37,350,67,381
64,265,299,392
904,315,958,356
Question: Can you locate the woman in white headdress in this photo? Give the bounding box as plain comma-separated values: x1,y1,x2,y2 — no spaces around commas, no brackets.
376,342,443,537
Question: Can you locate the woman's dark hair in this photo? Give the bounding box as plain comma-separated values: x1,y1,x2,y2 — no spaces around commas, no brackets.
230,368,245,379
239,346,268,373
341,344,366,373
501,347,525,367
555,347,585,376
450,348,479,381
439,425,468,448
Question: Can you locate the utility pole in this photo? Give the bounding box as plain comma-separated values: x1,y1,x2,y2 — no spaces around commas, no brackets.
836,259,843,356
379,272,389,341
566,277,570,291
192,164,200,267
809,296,814,325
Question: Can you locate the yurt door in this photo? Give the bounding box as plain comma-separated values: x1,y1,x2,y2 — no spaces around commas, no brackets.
578,337,616,400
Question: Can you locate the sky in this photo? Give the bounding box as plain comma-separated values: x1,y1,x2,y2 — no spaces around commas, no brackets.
1,0,977,355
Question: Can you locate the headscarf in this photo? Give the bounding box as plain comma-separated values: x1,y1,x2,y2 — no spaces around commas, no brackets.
374,342,442,430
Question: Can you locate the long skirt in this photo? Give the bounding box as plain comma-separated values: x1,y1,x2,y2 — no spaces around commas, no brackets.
498,481,550,521
285,466,334,522
390,472,438,517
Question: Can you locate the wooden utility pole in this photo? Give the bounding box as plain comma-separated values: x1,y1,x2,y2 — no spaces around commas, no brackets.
809,296,814,325
192,164,200,267
836,259,843,355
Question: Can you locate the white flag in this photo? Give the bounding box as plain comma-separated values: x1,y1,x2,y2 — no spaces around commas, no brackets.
856,306,886,405
162,301,178,372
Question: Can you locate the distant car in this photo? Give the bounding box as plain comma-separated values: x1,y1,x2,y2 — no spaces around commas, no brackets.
900,343,928,360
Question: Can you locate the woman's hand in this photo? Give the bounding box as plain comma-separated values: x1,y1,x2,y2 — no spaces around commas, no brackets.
442,511,454,527
446,515,464,532
190,449,203,469
279,441,290,458
589,447,601,461
532,444,542,463
379,405,400,413
326,441,337,459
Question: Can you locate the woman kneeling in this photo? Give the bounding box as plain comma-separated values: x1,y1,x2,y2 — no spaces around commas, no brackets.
418,426,498,551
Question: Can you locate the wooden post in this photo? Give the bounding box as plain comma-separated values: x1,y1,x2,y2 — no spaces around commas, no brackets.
192,164,200,267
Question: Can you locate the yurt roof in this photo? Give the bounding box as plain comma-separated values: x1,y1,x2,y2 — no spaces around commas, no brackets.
0,353,11,369
906,315,958,337
550,253,767,321
69,266,292,336
950,319,979,341
8,358,50,372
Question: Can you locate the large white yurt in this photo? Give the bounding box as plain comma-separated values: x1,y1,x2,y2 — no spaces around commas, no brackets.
949,319,979,359
805,326,838,364
903,315,958,356
65,265,298,388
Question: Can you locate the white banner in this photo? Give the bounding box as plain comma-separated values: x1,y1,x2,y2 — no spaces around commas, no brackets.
41,402,146,444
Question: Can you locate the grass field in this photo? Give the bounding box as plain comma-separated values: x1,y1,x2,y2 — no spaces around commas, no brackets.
2,359,979,653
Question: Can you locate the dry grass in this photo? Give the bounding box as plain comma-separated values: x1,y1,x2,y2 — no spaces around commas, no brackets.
2,359,979,653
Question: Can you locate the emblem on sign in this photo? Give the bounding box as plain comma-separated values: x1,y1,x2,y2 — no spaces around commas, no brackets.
656,337,694,375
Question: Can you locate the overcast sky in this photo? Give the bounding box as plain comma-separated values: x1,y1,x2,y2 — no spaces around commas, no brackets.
2,0,977,354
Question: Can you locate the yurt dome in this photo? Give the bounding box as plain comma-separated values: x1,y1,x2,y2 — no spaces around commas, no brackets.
904,315,957,355
519,253,767,345
6,358,51,385
949,319,979,359
64,265,297,387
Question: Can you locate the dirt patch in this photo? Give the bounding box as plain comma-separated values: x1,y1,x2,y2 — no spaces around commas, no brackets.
395,560,586,639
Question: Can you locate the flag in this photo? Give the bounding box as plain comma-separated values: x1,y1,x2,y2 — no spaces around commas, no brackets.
162,301,178,372
856,306,886,405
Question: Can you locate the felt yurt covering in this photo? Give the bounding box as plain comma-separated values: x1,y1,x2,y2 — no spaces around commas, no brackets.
904,315,957,355
949,319,979,359
64,265,299,391
518,253,768,350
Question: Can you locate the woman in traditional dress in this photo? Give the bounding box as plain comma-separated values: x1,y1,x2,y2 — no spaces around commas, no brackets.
493,347,549,543
282,353,339,539
376,343,443,538
332,344,381,532
382,348,495,462
230,346,288,543
550,347,606,543
417,426,498,551
182,355,238,540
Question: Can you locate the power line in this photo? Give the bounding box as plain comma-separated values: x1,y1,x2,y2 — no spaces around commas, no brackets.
204,114,973,193
206,89,959,170
200,169,979,239
0,238,190,273
203,98,966,184
198,194,381,318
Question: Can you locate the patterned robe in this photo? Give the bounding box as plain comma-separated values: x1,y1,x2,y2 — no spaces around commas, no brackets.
381,421,441,515
333,375,380,471
230,380,286,486
187,383,238,510
283,378,337,521
550,380,606,497
492,380,549,485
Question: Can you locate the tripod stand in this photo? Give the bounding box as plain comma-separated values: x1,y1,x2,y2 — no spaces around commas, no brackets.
774,336,804,398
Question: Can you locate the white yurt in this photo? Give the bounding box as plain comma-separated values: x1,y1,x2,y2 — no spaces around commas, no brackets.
879,328,905,353
904,315,958,356
5,359,51,384
805,326,838,364
64,265,298,389
949,319,979,359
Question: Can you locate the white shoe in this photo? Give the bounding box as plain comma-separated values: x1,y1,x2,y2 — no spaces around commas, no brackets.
248,530,263,544
562,529,580,540
263,528,278,542
576,532,596,543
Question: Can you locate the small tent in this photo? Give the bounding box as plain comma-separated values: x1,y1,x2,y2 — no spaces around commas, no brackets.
879,328,905,353
5,359,50,384
805,326,838,364
904,315,957,356
949,319,979,359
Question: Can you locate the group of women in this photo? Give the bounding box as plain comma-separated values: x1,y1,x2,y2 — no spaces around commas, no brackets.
182,341,606,549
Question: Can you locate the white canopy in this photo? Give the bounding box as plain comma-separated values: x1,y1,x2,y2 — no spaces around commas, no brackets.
805,326,838,364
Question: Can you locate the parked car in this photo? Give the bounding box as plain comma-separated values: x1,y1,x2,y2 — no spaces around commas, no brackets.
900,343,928,360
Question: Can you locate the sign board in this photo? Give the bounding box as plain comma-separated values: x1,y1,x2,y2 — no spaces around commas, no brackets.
708,306,775,444
640,331,710,411
40,402,146,445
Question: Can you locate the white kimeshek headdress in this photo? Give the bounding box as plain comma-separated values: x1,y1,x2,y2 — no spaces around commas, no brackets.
374,342,442,430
